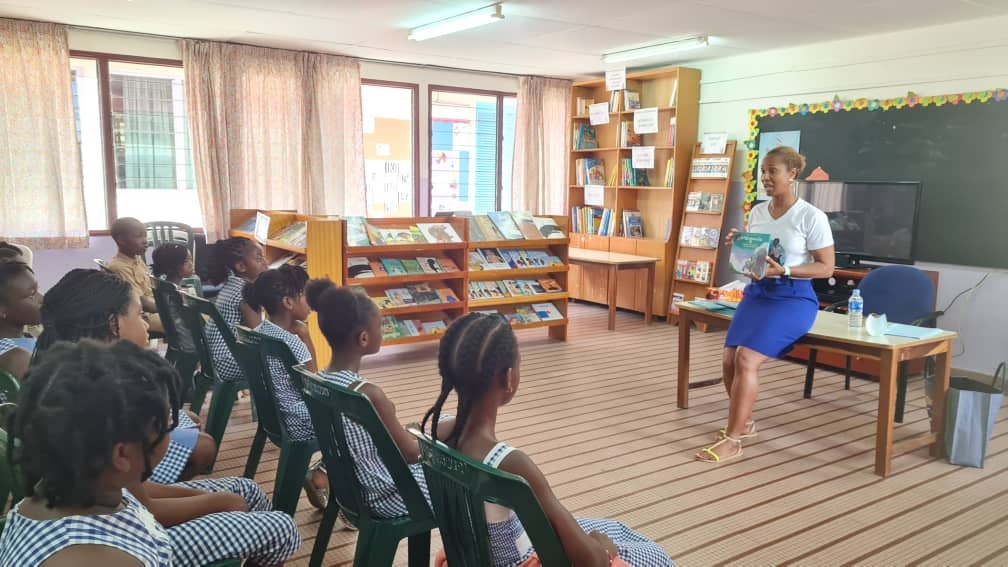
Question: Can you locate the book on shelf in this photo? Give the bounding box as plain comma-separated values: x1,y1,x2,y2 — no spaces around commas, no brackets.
487,211,525,240
675,259,712,284
421,320,448,334
381,315,402,339
514,305,541,323
668,116,677,146
374,227,421,245
372,296,395,309
574,158,606,186
574,123,599,149
533,216,565,239
268,253,296,269
380,258,406,276
663,158,675,187
407,283,441,305
619,158,650,186
478,248,511,270
709,193,724,212
417,256,442,274
620,121,641,147
511,211,545,240
385,288,416,306
450,211,485,241
347,257,374,278
436,257,460,271
468,250,488,271
345,216,371,246
399,319,421,337
272,221,307,247
473,215,505,240
622,210,644,238
690,157,731,179
416,222,462,243
435,287,460,303
669,78,679,107
532,302,564,321
538,278,562,293
575,97,594,116
369,260,387,276
685,191,725,212
609,90,622,112
623,90,641,111
729,232,772,279
400,258,424,274
236,216,257,233
680,227,720,249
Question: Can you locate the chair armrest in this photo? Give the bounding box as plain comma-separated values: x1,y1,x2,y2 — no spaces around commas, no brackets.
912,310,945,328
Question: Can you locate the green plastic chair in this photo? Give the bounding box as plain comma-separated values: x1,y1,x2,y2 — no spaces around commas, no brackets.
0,370,19,404
150,276,200,406
176,293,249,453
294,364,435,567
232,326,319,516
145,221,195,254
414,431,572,567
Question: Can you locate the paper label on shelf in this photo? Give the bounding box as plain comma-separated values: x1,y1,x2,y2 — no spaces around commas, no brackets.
376,143,391,156
253,212,270,244
633,107,658,134
631,146,655,169
588,102,610,125
585,184,605,206
701,132,729,154
605,68,626,91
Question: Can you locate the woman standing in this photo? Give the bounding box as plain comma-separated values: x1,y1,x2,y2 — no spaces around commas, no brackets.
697,146,835,463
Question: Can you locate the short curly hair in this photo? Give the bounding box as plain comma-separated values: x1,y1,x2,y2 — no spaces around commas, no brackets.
10,339,180,508
35,269,134,353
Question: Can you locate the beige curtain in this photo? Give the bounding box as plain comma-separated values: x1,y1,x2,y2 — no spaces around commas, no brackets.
180,40,365,240
511,76,572,215
0,19,88,249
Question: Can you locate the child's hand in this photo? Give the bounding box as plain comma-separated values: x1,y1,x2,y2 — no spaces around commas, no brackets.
292,320,311,340
589,531,619,561
183,409,201,426
213,492,250,513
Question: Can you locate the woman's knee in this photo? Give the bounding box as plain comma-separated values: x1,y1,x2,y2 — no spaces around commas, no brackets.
722,347,737,374
733,347,767,373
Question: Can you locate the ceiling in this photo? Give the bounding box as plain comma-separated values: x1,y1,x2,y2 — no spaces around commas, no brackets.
4,0,1008,77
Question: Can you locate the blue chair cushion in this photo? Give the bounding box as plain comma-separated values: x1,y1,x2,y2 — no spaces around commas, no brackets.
858,265,935,324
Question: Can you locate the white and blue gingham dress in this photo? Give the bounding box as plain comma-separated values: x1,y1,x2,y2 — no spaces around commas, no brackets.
148,410,200,484
0,336,33,403
256,319,314,441
318,370,430,518
205,275,246,383
483,442,675,567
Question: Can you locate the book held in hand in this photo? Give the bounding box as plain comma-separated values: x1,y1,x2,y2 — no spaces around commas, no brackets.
730,232,772,279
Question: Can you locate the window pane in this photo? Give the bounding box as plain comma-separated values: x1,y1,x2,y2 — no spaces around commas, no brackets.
430,90,500,214
70,57,108,229
499,96,517,211
108,62,202,227
362,83,415,217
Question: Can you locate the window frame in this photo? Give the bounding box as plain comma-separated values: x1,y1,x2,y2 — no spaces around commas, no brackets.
427,85,515,215
69,51,199,235
361,79,421,217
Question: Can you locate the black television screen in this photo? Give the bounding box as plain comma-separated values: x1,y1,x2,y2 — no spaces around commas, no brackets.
793,180,922,266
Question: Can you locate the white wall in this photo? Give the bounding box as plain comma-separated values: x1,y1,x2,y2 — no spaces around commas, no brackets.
684,15,1008,374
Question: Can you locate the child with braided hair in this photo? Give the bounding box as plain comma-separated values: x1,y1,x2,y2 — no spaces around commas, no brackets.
304,278,431,518
205,236,269,383
0,339,302,567
422,313,673,567
0,260,41,384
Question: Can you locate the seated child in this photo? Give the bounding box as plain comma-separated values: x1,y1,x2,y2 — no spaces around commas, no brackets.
204,237,269,382
151,242,197,353
303,279,430,518
423,313,674,567
0,339,301,567
0,260,41,385
106,217,165,334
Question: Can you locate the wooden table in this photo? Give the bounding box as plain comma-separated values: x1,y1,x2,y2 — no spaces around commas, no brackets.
568,248,658,331
675,301,958,477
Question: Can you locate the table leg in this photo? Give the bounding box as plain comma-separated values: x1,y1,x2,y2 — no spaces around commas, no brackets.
677,309,692,409
607,264,618,331
644,263,654,325
875,349,900,477
930,343,952,458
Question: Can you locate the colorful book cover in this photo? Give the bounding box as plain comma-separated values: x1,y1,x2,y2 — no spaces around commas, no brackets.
369,260,387,276
623,90,641,110
532,302,564,321
514,305,541,323
407,283,441,305
503,313,523,326
487,212,525,240
399,319,420,336
525,250,550,266
468,250,488,271
380,315,402,339
377,228,415,245
730,232,772,279
385,288,416,305
417,257,442,274
380,258,406,276
436,257,460,272
365,223,384,245
685,192,702,212
372,296,395,310
538,278,562,293
457,212,486,241
345,216,371,246
401,259,424,274
511,211,544,240
421,320,448,335
347,257,374,279
435,287,459,303
416,222,462,243
708,193,724,212
532,217,565,239
575,123,599,149
478,248,511,270
474,215,505,240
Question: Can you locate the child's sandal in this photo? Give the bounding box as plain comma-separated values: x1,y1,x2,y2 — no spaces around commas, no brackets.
696,435,743,463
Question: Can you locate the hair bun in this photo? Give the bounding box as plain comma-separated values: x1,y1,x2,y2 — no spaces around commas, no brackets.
304,278,336,311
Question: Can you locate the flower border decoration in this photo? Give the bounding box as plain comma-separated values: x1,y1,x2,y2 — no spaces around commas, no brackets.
741,89,1002,223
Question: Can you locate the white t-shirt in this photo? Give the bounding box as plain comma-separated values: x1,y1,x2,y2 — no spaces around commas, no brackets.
747,198,834,279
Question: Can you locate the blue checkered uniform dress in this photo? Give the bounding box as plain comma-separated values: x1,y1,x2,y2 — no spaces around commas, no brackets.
0,337,33,403
256,319,314,441
318,370,430,518
148,411,200,484
482,443,674,567
205,275,246,382
0,489,173,566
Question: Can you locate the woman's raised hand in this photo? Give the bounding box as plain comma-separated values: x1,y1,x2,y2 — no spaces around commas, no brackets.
724,227,740,246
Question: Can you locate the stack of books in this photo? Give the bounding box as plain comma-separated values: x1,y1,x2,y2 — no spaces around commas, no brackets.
468,279,563,300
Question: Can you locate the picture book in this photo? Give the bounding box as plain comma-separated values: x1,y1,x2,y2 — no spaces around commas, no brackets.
468,250,488,271
269,253,296,270
421,320,448,335
435,287,460,303
478,249,510,270
417,257,442,273
538,278,562,293
487,212,525,240
532,302,564,321
376,228,416,245
623,90,641,111
514,305,541,323
525,280,546,294
574,123,599,149
345,216,371,247
685,192,702,212
532,216,565,239
399,319,420,337
525,250,550,267
473,215,505,240
436,257,460,272
503,313,523,326
623,210,644,238
400,259,424,274
511,211,544,240
620,121,642,147
369,260,387,276
407,283,441,305
365,223,384,245
385,288,416,305
576,158,606,186
730,232,772,279
456,211,486,241
347,257,374,278
372,296,395,310
416,222,462,243
380,316,402,339
380,258,406,276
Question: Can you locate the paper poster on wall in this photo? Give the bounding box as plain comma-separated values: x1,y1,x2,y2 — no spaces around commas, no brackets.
584,184,605,207
253,212,270,244
631,146,655,169
633,107,659,134
701,132,728,154
588,102,610,125
605,68,626,91
756,130,801,200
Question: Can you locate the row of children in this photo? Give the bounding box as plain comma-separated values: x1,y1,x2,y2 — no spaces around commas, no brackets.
0,220,674,566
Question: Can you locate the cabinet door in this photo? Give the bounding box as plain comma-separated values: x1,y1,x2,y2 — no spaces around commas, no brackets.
568,263,583,299
581,264,610,304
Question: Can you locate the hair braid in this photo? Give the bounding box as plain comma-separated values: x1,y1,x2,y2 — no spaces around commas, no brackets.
207,237,252,285
35,269,133,354
242,264,309,315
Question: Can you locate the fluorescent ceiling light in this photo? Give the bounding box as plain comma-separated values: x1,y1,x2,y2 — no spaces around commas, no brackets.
602,36,709,64
408,3,504,41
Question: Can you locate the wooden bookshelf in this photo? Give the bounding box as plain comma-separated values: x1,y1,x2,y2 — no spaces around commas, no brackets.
668,140,737,326
568,67,700,317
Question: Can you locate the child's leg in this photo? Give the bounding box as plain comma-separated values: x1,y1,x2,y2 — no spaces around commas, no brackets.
179,432,217,481
576,518,674,567
172,476,271,512
167,510,301,566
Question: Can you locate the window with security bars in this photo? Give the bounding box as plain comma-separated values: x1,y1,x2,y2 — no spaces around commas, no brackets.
429,88,516,214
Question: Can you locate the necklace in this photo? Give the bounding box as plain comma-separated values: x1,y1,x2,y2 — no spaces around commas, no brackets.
769,197,797,219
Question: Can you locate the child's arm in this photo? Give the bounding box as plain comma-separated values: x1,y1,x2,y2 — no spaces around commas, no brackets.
359,383,420,463
139,295,159,314
500,450,616,567
128,480,248,528
0,348,30,379
239,301,263,329
291,320,318,372
43,545,144,567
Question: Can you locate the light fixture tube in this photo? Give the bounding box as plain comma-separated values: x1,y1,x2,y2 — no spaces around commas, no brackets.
408,3,504,41
602,36,709,64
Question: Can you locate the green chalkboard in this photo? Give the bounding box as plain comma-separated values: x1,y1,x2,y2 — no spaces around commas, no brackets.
757,102,1008,269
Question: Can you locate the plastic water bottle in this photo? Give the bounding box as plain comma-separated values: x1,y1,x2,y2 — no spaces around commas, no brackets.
848,289,863,329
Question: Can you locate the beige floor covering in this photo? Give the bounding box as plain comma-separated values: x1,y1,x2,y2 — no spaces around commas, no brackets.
207,302,1007,566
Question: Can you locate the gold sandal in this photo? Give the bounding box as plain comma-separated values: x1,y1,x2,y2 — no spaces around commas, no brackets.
716,421,757,440
696,435,744,463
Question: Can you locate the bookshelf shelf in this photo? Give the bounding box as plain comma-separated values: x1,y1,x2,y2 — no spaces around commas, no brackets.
679,244,719,251
383,333,449,346
505,318,568,331
674,277,712,285
469,292,569,309
468,238,569,249
345,242,466,255
572,113,617,120
572,147,618,153
569,67,700,316
347,273,465,287
382,303,466,316
469,266,568,280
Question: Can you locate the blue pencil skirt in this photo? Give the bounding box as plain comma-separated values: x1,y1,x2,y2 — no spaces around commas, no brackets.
725,278,819,358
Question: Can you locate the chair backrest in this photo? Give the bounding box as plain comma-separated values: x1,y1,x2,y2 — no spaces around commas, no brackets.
293,364,434,528
176,293,236,383
150,276,187,356
93,258,111,272
232,327,299,444
145,221,194,253
414,432,571,566
0,402,23,514
0,370,19,404
858,266,936,325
